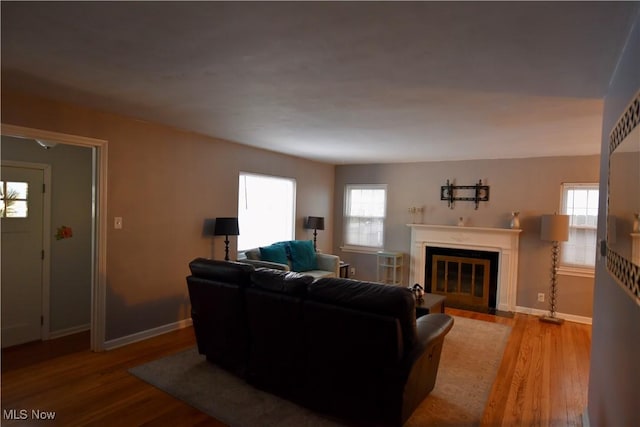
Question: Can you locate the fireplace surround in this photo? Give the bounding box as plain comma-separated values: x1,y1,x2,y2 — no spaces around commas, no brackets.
408,224,522,312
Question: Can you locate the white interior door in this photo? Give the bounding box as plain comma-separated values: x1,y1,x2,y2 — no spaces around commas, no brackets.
1,165,45,348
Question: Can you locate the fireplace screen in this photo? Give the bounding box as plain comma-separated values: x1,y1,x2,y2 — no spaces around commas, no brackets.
426,246,498,312
432,255,490,308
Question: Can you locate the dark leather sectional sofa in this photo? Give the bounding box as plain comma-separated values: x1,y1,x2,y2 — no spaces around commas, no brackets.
186,258,454,426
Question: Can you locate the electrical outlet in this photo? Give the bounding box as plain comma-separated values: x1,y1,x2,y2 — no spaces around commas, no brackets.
114,217,123,229
350,267,356,277
538,293,545,302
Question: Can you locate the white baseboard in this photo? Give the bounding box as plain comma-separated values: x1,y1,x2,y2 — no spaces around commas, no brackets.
515,306,592,325
48,323,91,340
103,318,193,351
582,408,590,427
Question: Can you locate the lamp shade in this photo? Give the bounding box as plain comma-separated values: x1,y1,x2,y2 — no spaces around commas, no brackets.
541,214,570,242
214,217,239,236
306,216,325,230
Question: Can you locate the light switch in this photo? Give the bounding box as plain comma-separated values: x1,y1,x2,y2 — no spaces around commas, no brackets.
114,217,123,229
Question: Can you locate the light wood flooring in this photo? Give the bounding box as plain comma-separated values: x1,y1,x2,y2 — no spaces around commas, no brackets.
1,309,591,426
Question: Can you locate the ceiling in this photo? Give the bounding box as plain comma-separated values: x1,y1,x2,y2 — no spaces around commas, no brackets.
1,2,638,165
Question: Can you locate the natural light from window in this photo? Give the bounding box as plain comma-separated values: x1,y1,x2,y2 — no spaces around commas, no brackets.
343,184,387,249
238,172,296,251
0,181,29,218
560,183,599,270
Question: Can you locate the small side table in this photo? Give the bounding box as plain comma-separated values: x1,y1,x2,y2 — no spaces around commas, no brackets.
339,262,350,278
377,251,403,285
415,294,446,318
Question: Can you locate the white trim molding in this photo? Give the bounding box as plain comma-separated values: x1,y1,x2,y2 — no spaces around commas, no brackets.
103,318,193,351
48,324,91,340
516,306,592,325
558,265,595,278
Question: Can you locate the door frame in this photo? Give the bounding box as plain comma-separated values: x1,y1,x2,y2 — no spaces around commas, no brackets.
1,160,52,341
1,124,108,351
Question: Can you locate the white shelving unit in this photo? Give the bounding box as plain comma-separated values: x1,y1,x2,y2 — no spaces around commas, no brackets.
377,251,403,286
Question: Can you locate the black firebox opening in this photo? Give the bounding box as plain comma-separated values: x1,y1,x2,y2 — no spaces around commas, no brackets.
425,246,499,312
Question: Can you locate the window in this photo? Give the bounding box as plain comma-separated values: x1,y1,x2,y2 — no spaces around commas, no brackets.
560,183,599,272
0,181,28,218
343,184,387,250
238,172,296,251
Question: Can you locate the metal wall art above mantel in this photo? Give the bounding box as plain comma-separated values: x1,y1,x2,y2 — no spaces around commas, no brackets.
440,179,490,210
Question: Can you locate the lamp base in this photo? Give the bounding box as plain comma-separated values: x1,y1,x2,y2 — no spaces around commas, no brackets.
539,315,564,325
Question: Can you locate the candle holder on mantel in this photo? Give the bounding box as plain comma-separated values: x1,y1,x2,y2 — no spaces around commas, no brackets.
408,206,424,224
510,212,521,229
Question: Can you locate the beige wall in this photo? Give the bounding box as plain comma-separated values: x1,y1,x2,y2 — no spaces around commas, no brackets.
1,90,335,341
334,156,600,317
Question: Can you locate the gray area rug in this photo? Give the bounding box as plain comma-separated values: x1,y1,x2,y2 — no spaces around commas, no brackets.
129,316,511,426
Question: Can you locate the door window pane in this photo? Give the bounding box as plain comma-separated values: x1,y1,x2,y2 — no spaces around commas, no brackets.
1,181,28,218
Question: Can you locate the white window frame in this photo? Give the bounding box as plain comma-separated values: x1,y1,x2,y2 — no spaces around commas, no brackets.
558,182,599,278
237,172,296,251
341,184,387,253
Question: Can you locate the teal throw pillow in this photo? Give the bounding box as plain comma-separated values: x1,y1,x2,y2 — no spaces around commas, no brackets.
259,244,289,265
289,240,317,272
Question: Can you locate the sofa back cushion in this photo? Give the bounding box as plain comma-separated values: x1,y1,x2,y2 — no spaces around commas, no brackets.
245,287,306,396
259,243,289,265
309,278,417,351
302,299,403,420
188,258,254,285
243,248,261,260
186,258,254,374
250,268,313,296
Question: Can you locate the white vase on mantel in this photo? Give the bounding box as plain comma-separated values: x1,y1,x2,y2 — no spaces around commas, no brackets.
457,217,465,227
510,211,521,229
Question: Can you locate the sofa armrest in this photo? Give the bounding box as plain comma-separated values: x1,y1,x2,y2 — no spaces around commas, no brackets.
241,259,291,271
413,313,454,351
316,253,340,276
394,313,454,425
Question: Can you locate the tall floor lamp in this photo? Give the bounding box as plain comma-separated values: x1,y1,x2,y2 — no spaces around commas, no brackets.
305,216,325,251
539,214,570,324
214,217,240,261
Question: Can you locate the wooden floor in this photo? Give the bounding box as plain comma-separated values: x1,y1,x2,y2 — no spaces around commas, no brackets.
1,309,591,426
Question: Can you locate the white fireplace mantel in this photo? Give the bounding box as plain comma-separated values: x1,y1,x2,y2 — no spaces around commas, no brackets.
408,224,522,312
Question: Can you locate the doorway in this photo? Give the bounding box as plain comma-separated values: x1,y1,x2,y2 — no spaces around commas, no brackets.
1,124,108,351
1,164,48,347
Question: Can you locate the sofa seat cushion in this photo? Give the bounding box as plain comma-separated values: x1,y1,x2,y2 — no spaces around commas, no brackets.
251,268,314,296
288,240,318,272
309,278,417,350
259,243,289,265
